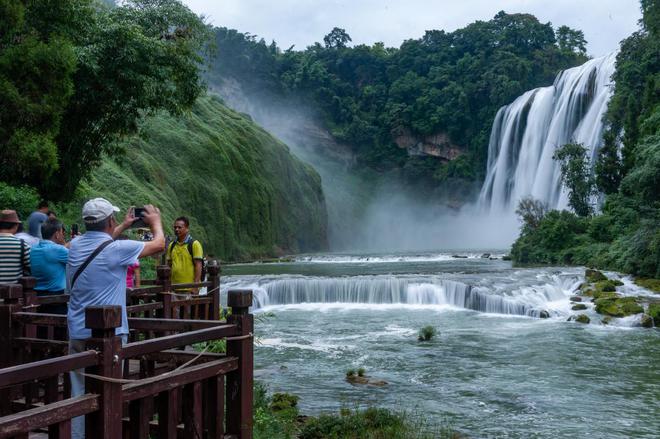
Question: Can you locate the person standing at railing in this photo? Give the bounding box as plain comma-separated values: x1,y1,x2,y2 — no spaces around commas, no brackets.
31,219,69,317
0,210,31,284
168,216,204,294
66,198,165,439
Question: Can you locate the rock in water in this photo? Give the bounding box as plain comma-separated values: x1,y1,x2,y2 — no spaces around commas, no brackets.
539,310,550,318
572,303,587,311
585,269,607,283
481,253,491,258
570,296,582,302
640,314,654,328
575,314,590,324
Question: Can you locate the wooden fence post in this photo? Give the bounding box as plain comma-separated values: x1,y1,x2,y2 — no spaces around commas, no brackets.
0,284,23,416
226,289,254,439
156,265,172,319
208,260,221,320
84,306,123,439
19,277,37,338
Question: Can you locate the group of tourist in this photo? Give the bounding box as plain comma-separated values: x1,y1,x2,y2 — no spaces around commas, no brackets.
1,197,206,438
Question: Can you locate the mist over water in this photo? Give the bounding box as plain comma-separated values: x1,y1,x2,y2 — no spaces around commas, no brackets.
351,188,519,251
212,78,520,252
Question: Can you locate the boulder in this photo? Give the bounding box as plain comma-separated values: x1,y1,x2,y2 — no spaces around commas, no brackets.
648,303,660,326
575,314,590,324
640,314,654,328
585,269,607,283
595,280,617,292
539,310,550,319
570,296,582,302
480,253,491,259
572,303,587,311
452,255,468,259
601,316,613,325
502,255,512,261
595,296,643,317
346,375,388,387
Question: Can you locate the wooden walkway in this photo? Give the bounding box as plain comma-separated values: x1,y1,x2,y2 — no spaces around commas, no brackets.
0,263,254,438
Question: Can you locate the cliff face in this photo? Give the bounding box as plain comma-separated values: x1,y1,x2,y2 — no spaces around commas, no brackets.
394,129,464,162
77,94,328,260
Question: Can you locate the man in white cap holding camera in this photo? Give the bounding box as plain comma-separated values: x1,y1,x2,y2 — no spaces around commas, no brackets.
66,198,164,439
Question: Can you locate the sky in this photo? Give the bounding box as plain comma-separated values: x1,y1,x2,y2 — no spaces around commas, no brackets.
181,0,642,57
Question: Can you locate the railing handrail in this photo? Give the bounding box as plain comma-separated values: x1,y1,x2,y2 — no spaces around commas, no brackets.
0,394,100,439
121,324,239,359
0,351,98,389
121,356,238,402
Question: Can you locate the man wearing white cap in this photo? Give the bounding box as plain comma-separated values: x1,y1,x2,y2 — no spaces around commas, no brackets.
66,198,164,439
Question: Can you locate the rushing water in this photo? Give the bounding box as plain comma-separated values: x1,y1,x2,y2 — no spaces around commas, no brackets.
222,253,659,438
479,53,617,212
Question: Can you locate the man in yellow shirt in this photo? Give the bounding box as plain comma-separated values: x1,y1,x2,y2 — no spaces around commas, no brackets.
167,216,203,292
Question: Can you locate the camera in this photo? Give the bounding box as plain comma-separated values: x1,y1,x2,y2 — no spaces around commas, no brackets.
131,207,147,228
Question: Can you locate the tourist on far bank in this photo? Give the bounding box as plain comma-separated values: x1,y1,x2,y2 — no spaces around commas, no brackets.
31,219,69,315
14,222,39,246
167,216,203,293
27,200,49,239
67,198,164,439
47,210,57,220
0,210,31,284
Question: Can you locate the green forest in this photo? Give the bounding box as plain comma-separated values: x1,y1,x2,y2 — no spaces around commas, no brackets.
512,0,660,279
0,0,326,260
209,13,587,186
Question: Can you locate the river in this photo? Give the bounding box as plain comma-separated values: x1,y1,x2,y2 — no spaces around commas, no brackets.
222,252,659,438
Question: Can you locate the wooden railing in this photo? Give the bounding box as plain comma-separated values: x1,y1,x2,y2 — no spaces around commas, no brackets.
0,272,254,438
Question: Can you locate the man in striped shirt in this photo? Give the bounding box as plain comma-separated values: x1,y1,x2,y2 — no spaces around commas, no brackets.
0,210,31,284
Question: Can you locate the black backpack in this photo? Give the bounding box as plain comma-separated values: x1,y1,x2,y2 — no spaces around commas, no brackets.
168,239,207,280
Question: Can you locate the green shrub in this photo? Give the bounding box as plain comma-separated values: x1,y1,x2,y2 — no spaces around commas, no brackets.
270,393,299,412
346,369,356,378
0,182,40,220
418,326,437,342
357,367,366,377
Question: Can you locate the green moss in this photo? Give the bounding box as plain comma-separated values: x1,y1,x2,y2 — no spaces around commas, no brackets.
571,303,587,311
585,269,607,283
648,303,660,326
595,297,643,317
591,291,619,300
575,314,590,324
594,280,617,292
418,325,437,342
60,95,328,261
635,278,660,293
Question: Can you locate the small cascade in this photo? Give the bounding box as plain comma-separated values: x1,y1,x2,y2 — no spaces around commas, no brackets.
236,275,570,317
479,53,617,211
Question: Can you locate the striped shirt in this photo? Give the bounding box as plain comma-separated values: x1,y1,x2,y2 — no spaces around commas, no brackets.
0,233,31,284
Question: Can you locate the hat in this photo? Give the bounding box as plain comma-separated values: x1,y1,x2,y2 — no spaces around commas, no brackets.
82,198,120,223
0,210,21,224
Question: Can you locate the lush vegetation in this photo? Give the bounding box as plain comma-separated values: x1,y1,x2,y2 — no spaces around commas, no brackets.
210,13,587,187
52,96,327,260
253,382,454,439
0,0,211,200
0,0,328,261
511,0,660,278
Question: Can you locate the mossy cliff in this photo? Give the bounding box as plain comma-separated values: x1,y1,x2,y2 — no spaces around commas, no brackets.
63,95,328,261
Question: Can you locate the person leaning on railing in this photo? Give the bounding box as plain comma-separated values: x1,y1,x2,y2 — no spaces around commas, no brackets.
66,198,165,439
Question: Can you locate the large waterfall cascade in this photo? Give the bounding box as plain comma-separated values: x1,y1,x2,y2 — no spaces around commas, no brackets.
224,274,581,318
479,52,617,211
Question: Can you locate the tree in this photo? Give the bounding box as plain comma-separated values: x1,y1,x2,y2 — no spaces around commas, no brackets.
553,143,596,216
0,0,212,200
595,137,623,194
323,27,352,49
555,25,587,56
516,196,548,232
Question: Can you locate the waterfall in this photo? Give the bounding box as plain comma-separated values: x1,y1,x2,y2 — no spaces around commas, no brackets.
229,275,570,317
479,52,617,211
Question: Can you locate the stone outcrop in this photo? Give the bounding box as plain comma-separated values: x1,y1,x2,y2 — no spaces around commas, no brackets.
394,129,463,161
